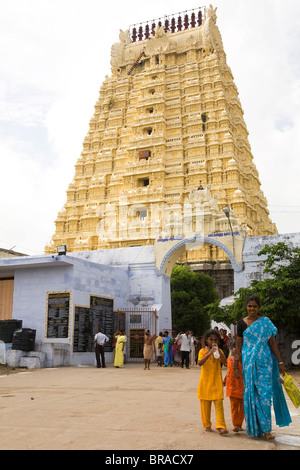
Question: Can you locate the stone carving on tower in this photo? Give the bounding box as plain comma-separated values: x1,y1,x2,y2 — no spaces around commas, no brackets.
45,5,277,274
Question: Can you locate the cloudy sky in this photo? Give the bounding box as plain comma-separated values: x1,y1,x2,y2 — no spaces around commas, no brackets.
1,0,300,255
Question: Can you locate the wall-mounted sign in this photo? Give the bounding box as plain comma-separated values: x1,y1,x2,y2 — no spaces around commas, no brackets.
73,296,115,352
130,314,142,323
208,231,240,237
46,291,71,338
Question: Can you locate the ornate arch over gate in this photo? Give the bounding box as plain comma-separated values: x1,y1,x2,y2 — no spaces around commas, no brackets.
155,233,245,276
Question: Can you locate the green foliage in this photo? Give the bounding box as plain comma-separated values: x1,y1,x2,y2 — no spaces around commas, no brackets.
170,264,219,336
207,242,300,332
205,302,237,328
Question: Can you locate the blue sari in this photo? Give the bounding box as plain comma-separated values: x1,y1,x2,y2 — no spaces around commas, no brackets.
242,317,291,437
163,336,172,366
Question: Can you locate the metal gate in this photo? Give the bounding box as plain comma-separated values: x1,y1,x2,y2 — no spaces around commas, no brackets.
116,308,157,362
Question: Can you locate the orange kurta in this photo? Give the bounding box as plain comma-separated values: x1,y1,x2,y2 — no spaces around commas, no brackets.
225,356,243,399
197,348,224,400
225,355,244,427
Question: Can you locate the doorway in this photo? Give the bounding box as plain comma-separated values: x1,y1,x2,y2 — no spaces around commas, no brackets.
0,277,14,320
116,308,157,362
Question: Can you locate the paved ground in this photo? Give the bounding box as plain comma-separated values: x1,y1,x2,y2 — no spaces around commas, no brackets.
0,364,299,451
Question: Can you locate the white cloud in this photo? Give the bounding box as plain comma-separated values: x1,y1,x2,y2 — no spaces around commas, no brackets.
0,0,300,254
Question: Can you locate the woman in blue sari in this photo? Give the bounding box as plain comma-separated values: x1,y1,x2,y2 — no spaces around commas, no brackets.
163,331,172,366
235,296,291,439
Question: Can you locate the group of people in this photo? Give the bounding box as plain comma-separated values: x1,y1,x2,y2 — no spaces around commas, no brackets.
94,328,201,370
94,295,292,440
94,329,127,369
197,296,292,439
153,328,233,370
152,330,199,369
141,329,200,370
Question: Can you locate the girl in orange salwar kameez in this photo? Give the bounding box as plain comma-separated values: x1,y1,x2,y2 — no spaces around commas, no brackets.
224,343,244,432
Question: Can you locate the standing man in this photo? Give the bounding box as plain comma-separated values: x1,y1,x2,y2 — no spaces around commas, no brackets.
143,329,156,370
178,330,191,369
94,329,109,368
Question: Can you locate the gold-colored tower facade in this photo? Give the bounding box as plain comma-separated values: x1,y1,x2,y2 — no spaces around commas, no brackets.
45,6,277,261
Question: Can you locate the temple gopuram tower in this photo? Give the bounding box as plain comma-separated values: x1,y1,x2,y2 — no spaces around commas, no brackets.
45,5,277,295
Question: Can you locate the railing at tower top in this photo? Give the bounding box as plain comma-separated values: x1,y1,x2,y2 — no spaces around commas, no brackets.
129,6,206,43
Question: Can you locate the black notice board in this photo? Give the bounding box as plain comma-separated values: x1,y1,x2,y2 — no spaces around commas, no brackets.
73,296,116,352
73,306,92,352
46,292,70,338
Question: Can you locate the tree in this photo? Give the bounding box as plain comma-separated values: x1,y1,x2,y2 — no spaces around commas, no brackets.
170,264,219,336
207,242,300,332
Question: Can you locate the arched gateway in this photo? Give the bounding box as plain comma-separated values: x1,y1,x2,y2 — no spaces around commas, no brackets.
155,232,245,277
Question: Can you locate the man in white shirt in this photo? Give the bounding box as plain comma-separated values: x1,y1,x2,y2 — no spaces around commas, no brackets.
94,329,109,368
178,330,191,369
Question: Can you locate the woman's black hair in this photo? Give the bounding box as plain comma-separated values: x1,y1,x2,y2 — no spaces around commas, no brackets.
246,295,261,307
203,328,221,346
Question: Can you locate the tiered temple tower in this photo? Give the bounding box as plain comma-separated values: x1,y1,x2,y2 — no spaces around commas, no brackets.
45,5,277,294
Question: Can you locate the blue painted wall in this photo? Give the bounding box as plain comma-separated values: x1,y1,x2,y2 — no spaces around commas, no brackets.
0,247,172,365
12,257,129,344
